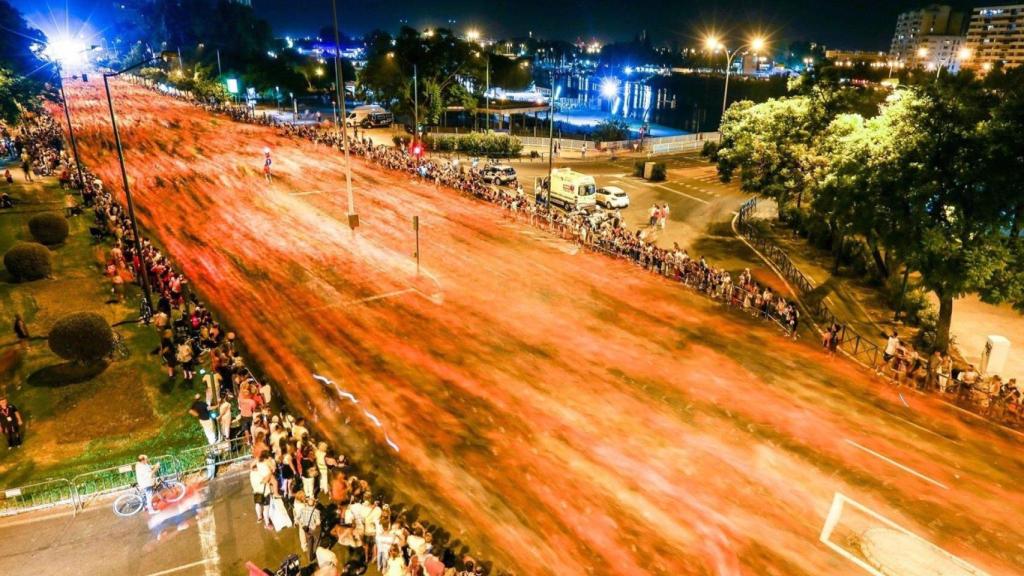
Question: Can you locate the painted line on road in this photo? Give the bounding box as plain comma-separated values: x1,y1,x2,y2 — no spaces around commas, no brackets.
845,439,949,490
645,182,710,204
196,503,221,576
144,559,216,576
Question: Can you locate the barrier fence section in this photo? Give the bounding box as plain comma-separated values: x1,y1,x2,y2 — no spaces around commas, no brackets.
177,436,253,480
71,454,181,509
735,199,884,370
0,478,76,518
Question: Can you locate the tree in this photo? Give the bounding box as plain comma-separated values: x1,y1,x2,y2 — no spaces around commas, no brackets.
48,312,114,364
592,119,630,142
0,0,54,122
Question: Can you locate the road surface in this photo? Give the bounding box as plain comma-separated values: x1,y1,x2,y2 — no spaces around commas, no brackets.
45,79,1024,575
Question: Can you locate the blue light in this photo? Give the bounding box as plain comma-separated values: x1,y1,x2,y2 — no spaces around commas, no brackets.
624,66,633,75
600,77,619,99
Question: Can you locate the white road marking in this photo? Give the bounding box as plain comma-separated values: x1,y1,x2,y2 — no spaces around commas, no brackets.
820,492,989,576
144,559,215,576
645,182,710,204
196,504,221,576
845,439,949,490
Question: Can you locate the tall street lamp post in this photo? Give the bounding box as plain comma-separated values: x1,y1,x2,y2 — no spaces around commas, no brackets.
706,35,766,124
103,52,175,314
55,63,86,193
331,0,358,229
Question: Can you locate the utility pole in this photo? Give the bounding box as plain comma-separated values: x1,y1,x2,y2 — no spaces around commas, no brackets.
216,48,222,76
55,63,86,194
413,215,420,276
485,54,490,132
546,70,556,209
331,0,358,229
413,63,418,141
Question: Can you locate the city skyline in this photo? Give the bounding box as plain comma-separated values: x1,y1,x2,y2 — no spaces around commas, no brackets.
16,0,982,51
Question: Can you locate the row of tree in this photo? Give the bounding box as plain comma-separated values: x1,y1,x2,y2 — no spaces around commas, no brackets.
715,68,1024,351
0,0,53,122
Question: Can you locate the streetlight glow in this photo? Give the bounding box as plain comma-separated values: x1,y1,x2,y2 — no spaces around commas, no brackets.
917,47,929,58
750,37,766,52
704,35,722,52
958,47,972,61
600,77,619,99
467,29,481,42
43,34,88,66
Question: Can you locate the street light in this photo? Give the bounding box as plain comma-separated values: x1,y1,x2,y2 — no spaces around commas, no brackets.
705,34,768,123
936,46,972,79
103,50,177,316
45,42,99,195
331,0,358,229
466,29,481,42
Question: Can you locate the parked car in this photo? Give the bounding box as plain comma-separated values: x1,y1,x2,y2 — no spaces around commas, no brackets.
360,110,393,128
596,186,630,209
482,165,518,185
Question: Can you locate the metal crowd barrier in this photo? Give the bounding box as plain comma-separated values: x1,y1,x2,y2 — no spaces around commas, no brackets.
71,453,180,509
0,478,77,518
177,436,253,480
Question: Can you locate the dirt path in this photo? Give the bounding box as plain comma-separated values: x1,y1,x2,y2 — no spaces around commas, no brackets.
55,80,1024,576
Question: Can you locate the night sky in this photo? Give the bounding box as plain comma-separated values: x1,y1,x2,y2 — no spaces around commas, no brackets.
16,0,978,51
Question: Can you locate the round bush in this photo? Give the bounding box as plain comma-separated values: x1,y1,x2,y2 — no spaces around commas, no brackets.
4,242,52,281
48,312,115,363
28,213,70,245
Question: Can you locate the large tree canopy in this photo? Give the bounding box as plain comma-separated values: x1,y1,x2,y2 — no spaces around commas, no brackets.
0,0,54,121
718,73,1024,351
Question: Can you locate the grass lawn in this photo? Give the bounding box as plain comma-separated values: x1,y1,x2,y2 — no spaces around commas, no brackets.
0,166,202,489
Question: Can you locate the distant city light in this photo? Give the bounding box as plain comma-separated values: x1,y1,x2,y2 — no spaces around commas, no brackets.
466,29,481,42
624,66,634,75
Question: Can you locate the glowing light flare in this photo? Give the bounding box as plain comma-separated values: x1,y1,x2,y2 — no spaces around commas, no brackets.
704,35,723,52
957,47,972,61
600,77,620,99
44,34,88,66
750,37,766,52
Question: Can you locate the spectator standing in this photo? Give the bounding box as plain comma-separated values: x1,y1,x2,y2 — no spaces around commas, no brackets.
216,395,233,441
293,492,322,561
0,397,24,449
250,453,275,528
188,394,217,445
134,455,158,513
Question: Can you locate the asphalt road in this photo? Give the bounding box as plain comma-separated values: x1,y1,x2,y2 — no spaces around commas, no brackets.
0,470,297,576
38,79,1024,575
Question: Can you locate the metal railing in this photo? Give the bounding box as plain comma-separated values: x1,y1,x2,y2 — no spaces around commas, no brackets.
177,436,252,480
71,454,181,509
0,478,76,518
735,199,884,369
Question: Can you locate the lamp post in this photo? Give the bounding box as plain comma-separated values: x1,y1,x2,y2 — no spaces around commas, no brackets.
45,44,99,195
546,70,557,209
936,47,972,80
331,0,358,229
103,53,174,315
706,35,766,123
485,54,490,132
413,63,418,142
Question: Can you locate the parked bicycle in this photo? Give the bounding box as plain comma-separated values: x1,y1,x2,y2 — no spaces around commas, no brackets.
112,475,186,517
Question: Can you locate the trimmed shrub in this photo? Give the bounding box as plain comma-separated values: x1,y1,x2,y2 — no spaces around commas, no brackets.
701,140,719,161
650,162,667,182
28,213,70,245
48,312,115,363
633,161,645,177
4,242,52,281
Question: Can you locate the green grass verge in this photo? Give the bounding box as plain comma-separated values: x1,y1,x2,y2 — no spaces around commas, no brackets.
0,170,202,489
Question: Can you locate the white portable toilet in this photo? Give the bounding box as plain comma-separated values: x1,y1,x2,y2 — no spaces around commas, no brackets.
980,335,1010,376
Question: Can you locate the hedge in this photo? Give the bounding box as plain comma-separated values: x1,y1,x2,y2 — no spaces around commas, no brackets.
4,242,52,281
48,312,115,364
424,133,523,158
28,213,70,245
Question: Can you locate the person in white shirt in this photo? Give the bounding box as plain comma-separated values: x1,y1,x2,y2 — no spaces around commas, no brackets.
216,397,233,441
249,454,274,527
134,454,158,513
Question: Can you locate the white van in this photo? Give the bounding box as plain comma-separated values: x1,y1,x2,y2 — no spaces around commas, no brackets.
345,105,389,127
534,168,597,211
